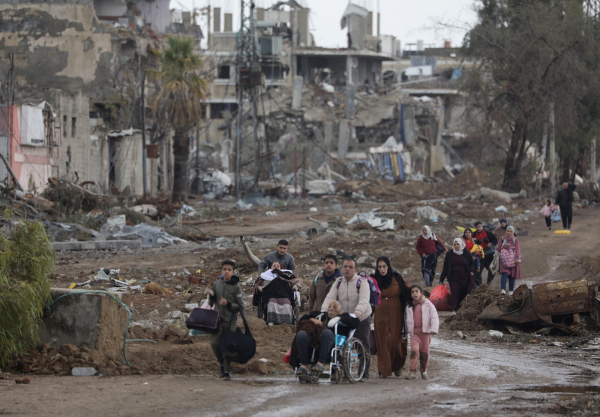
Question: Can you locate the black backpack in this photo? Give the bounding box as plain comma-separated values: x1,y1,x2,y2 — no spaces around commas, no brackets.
219,307,256,364
483,229,498,246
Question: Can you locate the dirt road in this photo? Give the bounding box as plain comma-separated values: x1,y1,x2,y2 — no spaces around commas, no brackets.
3,203,600,416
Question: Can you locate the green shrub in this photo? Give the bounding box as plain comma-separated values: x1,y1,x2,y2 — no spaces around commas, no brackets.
0,220,55,370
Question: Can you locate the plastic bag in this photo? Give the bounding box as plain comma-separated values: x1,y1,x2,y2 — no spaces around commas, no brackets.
430,284,452,311
283,348,291,364
551,209,562,223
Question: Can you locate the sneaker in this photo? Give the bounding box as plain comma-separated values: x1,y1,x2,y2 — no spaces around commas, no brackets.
268,322,275,326
406,371,417,380
219,364,225,378
509,291,513,296
501,290,506,295
222,371,231,381
421,371,429,380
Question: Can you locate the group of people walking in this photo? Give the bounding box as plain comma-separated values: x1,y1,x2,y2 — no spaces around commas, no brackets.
297,255,438,380
206,184,580,383
417,219,522,311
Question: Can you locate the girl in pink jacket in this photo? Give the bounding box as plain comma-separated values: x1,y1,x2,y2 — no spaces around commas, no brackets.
405,285,439,380
539,199,554,230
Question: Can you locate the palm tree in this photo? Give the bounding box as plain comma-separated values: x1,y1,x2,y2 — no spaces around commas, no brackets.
151,35,208,201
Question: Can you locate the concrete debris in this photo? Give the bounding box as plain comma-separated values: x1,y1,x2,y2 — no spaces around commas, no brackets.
100,215,126,237
309,207,318,212
489,330,503,338
95,268,120,281
495,205,508,213
44,222,100,240
177,204,198,216
410,206,449,221
237,200,253,210
110,222,187,247
131,204,158,218
265,211,278,217
480,187,512,203
346,209,395,231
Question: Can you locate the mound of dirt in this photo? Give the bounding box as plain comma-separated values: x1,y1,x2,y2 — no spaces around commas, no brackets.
445,284,502,331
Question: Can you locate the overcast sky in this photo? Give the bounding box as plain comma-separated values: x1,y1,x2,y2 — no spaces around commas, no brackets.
182,0,479,50
305,0,478,49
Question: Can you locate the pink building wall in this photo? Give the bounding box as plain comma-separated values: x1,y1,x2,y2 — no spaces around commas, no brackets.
9,105,58,193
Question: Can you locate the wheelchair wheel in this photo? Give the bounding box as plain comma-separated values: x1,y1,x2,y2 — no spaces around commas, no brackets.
333,366,343,384
341,337,366,384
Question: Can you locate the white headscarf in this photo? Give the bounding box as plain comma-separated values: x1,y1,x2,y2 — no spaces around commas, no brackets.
452,238,466,255
421,225,437,241
502,226,517,246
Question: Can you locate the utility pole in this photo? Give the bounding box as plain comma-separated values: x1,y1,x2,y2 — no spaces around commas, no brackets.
234,1,260,198
140,56,148,197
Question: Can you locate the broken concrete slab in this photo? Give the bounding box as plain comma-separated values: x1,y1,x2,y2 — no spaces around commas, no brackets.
52,240,142,251
42,288,130,363
480,187,512,203
409,206,449,220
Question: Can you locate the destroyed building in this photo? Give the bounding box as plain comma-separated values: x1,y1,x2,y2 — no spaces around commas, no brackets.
0,0,206,195
199,1,468,195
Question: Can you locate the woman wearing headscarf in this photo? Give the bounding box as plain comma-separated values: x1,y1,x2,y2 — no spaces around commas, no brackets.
439,238,476,311
416,226,446,287
493,219,509,242
372,257,411,378
497,226,521,296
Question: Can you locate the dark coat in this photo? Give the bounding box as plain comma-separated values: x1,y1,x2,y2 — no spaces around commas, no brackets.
289,311,328,368
555,183,577,207
439,251,475,284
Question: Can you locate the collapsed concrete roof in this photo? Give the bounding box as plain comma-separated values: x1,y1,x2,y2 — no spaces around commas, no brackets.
294,48,392,60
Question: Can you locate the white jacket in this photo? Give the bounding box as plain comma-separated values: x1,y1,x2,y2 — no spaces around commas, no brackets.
405,298,439,335
321,274,372,321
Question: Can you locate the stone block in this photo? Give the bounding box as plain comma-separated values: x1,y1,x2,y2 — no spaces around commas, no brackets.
41,288,130,363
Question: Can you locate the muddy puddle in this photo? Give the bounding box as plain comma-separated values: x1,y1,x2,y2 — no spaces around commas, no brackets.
518,385,600,394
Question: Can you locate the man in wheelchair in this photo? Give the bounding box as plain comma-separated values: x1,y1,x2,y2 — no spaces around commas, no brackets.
290,301,342,378
289,299,365,383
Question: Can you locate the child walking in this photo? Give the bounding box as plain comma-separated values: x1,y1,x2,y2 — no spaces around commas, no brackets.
405,285,439,380
540,200,553,230
206,260,244,380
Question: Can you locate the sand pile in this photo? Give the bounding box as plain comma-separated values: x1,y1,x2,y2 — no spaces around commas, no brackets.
445,284,502,331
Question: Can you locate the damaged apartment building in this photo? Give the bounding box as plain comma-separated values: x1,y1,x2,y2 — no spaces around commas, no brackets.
201,1,465,192
0,0,203,195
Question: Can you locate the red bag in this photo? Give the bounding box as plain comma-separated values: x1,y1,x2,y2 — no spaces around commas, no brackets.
283,348,291,364
430,284,452,311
